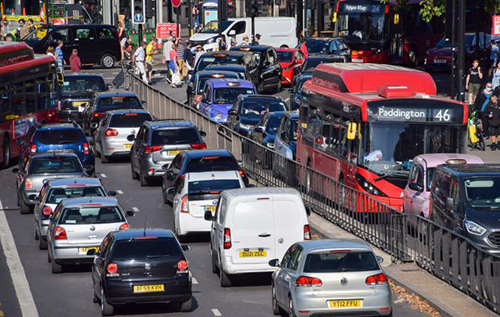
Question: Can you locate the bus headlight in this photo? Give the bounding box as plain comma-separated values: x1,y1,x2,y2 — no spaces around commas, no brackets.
355,173,387,197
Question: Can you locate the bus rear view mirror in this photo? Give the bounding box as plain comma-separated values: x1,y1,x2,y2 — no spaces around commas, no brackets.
56,72,65,86
347,122,357,140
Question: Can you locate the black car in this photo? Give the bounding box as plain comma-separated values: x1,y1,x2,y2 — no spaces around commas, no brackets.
430,164,500,255
187,70,240,108
227,95,287,137
92,229,192,316
162,149,248,203
230,45,282,93
297,37,350,58
24,24,121,68
250,111,286,168
57,74,108,123
292,55,345,88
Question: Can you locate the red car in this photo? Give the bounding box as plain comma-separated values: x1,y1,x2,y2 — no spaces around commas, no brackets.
276,48,304,85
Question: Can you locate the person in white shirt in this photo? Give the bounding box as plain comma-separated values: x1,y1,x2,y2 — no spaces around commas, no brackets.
133,42,148,83
162,36,174,81
240,35,250,46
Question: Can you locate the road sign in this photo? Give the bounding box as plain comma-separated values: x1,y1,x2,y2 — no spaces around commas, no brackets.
172,0,181,8
131,0,146,25
493,16,500,36
156,23,180,39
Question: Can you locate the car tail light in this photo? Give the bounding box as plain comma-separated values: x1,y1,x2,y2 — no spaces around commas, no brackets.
105,129,119,137
57,101,61,112
177,260,188,272
42,206,52,216
107,263,118,274
190,143,207,149
365,273,388,285
144,145,162,153
54,226,67,240
25,178,32,189
295,276,323,287
238,170,245,178
119,223,129,231
30,144,36,153
93,112,105,118
224,228,231,249
304,224,311,240
83,142,90,155
181,195,189,213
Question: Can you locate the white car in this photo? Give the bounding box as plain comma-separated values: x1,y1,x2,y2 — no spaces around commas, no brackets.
172,171,245,241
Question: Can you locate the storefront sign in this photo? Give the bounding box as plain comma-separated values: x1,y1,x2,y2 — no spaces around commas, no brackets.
156,23,180,39
493,16,500,36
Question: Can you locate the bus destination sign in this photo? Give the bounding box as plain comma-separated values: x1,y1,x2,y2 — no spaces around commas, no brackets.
368,106,458,123
339,3,383,14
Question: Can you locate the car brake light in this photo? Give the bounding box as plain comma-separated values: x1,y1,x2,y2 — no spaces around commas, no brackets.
57,101,61,112
25,178,32,189
105,129,119,137
124,113,138,116
119,223,129,231
93,112,105,118
107,263,118,274
42,206,52,216
54,226,67,240
190,143,207,149
181,195,189,213
177,260,188,272
144,145,162,153
304,224,311,240
30,144,36,153
238,170,245,178
295,276,323,287
365,273,388,285
83,142,90,155
224,228,231,249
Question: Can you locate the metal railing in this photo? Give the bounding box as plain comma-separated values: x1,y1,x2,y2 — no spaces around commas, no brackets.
128,74,500,314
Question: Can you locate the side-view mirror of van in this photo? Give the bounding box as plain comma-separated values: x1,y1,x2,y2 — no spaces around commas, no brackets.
204,210,214,221
409,183,423,192
268,259,280,267
305,206,312,216
445,197,456,210
108,191,117,197
127,134,135,142
199,131,207,137
376,256,384,263
228,30,236,36
90,122,98,129
166,187,176,196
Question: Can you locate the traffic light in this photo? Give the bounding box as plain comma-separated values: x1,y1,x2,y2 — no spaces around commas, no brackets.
146,0,155,19
131,0,146,24
245,0,264,18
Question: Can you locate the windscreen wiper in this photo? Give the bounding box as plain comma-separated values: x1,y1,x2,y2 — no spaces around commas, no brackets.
374,171,408,182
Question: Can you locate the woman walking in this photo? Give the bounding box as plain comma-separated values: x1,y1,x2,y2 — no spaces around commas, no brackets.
492,61,500,90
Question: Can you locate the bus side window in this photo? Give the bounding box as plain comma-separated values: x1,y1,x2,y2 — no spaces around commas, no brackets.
0,86,11,123
37,77,49,110
12,83,26,115
25,79,37,114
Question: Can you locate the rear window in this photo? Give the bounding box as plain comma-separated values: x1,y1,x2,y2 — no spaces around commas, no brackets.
277,51,293,63
30,158,82,174
303,251,379,273
97,97,142,111
60,206,124,224
214,88,255,104
109,113,152,128
240,100,287,116
35,129,85,145
188,179,241,194
111,238,182,260
46,186,105,204
186,156,240,173
151,128,200,145
59,77,106,96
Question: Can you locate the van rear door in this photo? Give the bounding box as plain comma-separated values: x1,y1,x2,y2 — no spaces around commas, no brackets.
273,199,306,261
230,198,275,264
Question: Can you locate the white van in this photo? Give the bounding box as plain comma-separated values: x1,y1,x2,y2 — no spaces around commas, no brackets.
190,17,298,52
206,187,310,287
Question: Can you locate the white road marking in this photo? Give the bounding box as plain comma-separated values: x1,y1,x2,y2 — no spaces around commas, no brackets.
192,277,198,284
132,207,140,212
100,173,107,178
0,199,39,317
212,309,222,316
285,98,290,102
117,190,124,194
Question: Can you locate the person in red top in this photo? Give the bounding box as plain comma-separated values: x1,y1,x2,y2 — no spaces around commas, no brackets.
69,49,81,74
300,39,308,59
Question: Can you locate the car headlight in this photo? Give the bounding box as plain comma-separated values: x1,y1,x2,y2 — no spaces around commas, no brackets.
214,113,222,120
266,142,275,149
355,173,387,197
207,38,215,44
239,123,253,130
464,220,486,236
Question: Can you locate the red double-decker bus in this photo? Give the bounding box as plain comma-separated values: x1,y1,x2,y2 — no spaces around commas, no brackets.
296,63,467,210
0,41,59,168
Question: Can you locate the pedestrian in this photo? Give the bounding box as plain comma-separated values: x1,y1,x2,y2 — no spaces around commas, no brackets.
490,40,499,77
230,36,237,48
46,46,56,58
69,49,81,74
218,35,228,51
18,19,30,39
492,61,500,90
163,36,174,82
486,94,500,150
254,34,261,45
475,82,494,138
55,40,65,73
465,60,483,106
194,45,204,66
183,42,194,70
146,36,157,84
176,39,187,81
27,19,35,34
118,22,127,60
240,35,250,46
300,38,309,59
133,41,148,83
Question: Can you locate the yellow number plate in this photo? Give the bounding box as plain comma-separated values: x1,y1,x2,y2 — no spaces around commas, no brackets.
73,101,88,107
78,246,99,254
328,300,362,308
239,250,267,258
133,284,165,293
124,144,132,149
205,205,216,213
167,150,184,156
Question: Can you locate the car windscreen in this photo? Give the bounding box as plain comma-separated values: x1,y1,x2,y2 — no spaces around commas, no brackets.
24,26,51,41
197,75,238,93
30,158,82,174
302,59,336,71
464,177,500,210
111,238,182,260
290,119,298,141
151,128,200,145
188,179,241,194
199,20,232,34
240,100,287,116
276,51,293,63
186,156,240,173
59,77,106,97
35,129,85,145
306,40,329,54
214,88,255,104
109,113,152,127
97,97,142,111
303,251,379,273
60,206,124,224
46,186,106,204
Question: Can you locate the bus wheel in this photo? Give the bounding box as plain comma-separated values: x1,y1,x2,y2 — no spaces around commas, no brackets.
101,54,116,69
0,136,10,169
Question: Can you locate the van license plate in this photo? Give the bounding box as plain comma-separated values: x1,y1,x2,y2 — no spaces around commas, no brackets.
328,300,362,308
434,59,447,64
133,284,165,293
78,246,99,255
352,58,363,63
168,150,184,156
239,250,267,258
205,205,216,213
124,144,132,149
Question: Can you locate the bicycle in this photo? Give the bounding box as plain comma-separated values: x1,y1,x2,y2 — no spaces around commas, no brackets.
468,110,486,151
112,61,134,90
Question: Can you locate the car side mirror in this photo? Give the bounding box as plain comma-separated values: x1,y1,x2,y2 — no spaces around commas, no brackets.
305,206,312,216
108,190,117,197
204,210,214,221
376,256,384,263
141,101,147,106
127,134,135,142
228,109,237,116
90,122,98,129
83,165,94,175
254,126,263,133
181,245,191,251
201,98,209,104
268,259,280,267
86,136,93,143
12,168,20,174
161,164,170,171
15,138,25,146
228,30,236,36
167,187,175,195
106,83,112,90
126,210,135,217
199,131,207,137
445,197,456,210
166,171,175,180
409,183,423,192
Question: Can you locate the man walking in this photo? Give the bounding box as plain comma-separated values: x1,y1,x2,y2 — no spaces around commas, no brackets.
476,82,494,138
146,37,157,84
55,41,65,73
133,41,148,83
176,38,187,81
163,36,173,82
465,59,483,106
486,94,500,150
490,40,499,77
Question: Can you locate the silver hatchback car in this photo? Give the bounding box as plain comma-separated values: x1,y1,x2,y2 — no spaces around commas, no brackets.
270,240,392,317
47,197,133,274
94,109,153,163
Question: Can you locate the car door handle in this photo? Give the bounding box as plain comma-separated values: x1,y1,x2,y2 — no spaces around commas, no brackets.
258,233,271,237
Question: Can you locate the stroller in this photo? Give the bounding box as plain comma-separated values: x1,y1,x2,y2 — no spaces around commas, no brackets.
468,111,485,151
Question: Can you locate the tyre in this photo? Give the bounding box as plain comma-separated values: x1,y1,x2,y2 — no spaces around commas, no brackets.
100,149,109,163
140,171,150,187
0,136,10,169
34,226,39,240
20,198,31,214
162,182,169,204
271,284,281,315
275,78,282,93
179,297,193,312
101,54,116,69
220,263,232,287
39,237,48,250
93,282,99,303
211,249,219,274
48,250,52,263
131,161,138,180
51,259,63,274
16,187,20,207
288,296,297,317
101,288,114,316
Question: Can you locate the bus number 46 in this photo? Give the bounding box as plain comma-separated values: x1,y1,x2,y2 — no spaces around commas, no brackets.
435,110,451,122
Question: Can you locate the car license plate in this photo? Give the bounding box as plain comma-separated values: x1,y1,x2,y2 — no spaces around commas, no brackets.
239,250,267,258
124,144,132,149
434,59,447,64
133,284,165,293
78,246,99,255
73,101,87,107
167,149,184,156
328,299,362,308
205,205,216,213
352,58,363,63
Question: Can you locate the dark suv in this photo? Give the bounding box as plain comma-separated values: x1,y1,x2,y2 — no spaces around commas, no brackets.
430,164,500,255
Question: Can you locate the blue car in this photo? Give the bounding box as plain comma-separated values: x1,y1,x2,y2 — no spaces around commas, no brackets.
274,112,299,185
250,111,286,168
199,79,257,124
19,123,95,175
291,73,312,111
